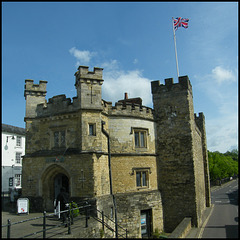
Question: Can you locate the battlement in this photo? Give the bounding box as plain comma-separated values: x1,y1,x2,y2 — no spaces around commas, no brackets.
102,100,154,120
24,79,48,98
194,112,205,133
36,94,80,117
151,75,192,95
75,66,104,86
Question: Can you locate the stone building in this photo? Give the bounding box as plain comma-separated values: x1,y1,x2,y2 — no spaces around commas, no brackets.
22,66,211,237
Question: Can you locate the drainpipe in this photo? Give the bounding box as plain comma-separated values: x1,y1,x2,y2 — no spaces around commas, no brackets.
101,121,118,238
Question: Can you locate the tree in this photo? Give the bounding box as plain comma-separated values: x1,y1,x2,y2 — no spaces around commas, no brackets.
208,150,238,182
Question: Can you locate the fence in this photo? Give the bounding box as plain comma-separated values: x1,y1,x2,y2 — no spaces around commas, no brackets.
1,201,128,238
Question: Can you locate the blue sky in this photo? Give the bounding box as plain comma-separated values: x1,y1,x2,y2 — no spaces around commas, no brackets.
2,2,238,153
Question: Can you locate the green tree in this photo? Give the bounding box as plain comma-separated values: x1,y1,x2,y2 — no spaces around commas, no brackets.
208,150,238,182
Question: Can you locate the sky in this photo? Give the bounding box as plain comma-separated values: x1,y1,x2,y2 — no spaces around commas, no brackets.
2,2,238,153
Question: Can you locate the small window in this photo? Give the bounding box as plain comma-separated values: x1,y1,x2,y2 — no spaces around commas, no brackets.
136,171,148,188
89,124,96,136
15,152,22,164
134,129,147,148
16,136,22,147
15,174,21,187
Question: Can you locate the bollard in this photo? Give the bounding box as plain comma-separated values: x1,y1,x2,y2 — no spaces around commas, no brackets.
7,219,11,239
43,211,46,238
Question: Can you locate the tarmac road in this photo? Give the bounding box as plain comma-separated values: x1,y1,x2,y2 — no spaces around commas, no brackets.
201,179,238,238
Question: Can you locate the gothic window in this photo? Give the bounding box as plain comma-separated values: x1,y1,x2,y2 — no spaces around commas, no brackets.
135,169,149,188
134,129,147,148
54,131,65,148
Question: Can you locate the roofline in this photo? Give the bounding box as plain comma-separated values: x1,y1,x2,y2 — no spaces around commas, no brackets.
2,124,26,135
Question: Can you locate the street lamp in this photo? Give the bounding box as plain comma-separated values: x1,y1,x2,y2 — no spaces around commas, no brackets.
6,135,15,143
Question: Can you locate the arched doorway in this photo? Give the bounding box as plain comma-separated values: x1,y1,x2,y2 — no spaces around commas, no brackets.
41,164,70,211
54,173,69,199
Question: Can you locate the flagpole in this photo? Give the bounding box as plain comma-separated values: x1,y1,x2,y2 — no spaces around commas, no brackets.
172,17,179,78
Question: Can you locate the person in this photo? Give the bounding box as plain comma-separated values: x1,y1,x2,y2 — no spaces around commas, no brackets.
57,187,69,225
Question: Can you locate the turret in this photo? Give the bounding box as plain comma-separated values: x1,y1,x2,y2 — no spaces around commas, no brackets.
75,66,104,109
24,79,47,119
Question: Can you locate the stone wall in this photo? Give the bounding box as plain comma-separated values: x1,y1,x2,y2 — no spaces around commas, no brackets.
151,76,209,232
108,117,155,154
115,190,163,238
111,155,158,194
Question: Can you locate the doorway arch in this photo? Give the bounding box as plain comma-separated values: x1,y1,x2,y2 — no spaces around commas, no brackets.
41,164,70,211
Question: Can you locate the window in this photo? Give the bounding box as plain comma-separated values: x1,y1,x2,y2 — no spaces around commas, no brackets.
134,129,147,148
136,171,148,188
16,136,22,147
15,174,21,187
54,131,65,148
89,123,96,136
15,152,22,164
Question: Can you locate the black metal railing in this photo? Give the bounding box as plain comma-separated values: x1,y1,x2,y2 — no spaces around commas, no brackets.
91,206,128,238
2,201,128,238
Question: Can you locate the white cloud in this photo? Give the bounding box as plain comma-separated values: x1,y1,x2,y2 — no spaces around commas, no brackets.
206,114,238,153
102,68,152,107
194,65,238,153
211,66,236,84
69,47,96,66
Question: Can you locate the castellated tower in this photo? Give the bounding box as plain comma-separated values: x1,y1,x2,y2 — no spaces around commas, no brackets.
24,79,47,154
151,76,211,232
24,79,47,119
75,66,104,109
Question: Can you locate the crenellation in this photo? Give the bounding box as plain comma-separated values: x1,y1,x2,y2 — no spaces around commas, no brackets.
36,94,81,117
102,99,153,120
23,66,210,237
24,79,47,98
151,76,193,96
75,66,104,82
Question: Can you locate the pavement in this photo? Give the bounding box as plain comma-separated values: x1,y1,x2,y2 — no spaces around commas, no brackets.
2,181,235,238
1,210,102,238
186,180,237,238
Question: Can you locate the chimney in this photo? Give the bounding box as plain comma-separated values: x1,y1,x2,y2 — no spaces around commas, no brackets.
124,92,128,100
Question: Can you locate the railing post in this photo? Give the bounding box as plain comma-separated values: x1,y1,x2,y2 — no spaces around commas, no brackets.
7,219,11,239
102,210,104,231
67,204,71,234
85,206,88,228
70,202,74,225
43,211,46,238
126,229,128,238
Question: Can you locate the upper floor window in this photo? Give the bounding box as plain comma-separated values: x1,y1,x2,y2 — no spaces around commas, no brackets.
15,152,22,164
16,136,22,147
89,123,96,136
54,131,65,148
136,170,148,188
132,167,151,189
134,129,147,148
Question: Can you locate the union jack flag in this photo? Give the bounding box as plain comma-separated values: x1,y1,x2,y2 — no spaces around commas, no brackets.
173,17,189,31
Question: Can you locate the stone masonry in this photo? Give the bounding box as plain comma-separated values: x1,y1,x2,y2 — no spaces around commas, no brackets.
22,66,210,237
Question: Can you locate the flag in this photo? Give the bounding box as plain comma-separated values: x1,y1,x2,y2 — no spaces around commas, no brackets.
173,17,189,31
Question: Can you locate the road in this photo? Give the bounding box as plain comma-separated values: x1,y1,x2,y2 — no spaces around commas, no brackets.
202,179,238,238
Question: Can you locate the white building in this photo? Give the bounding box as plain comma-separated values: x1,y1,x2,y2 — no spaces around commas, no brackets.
2,124,25,193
